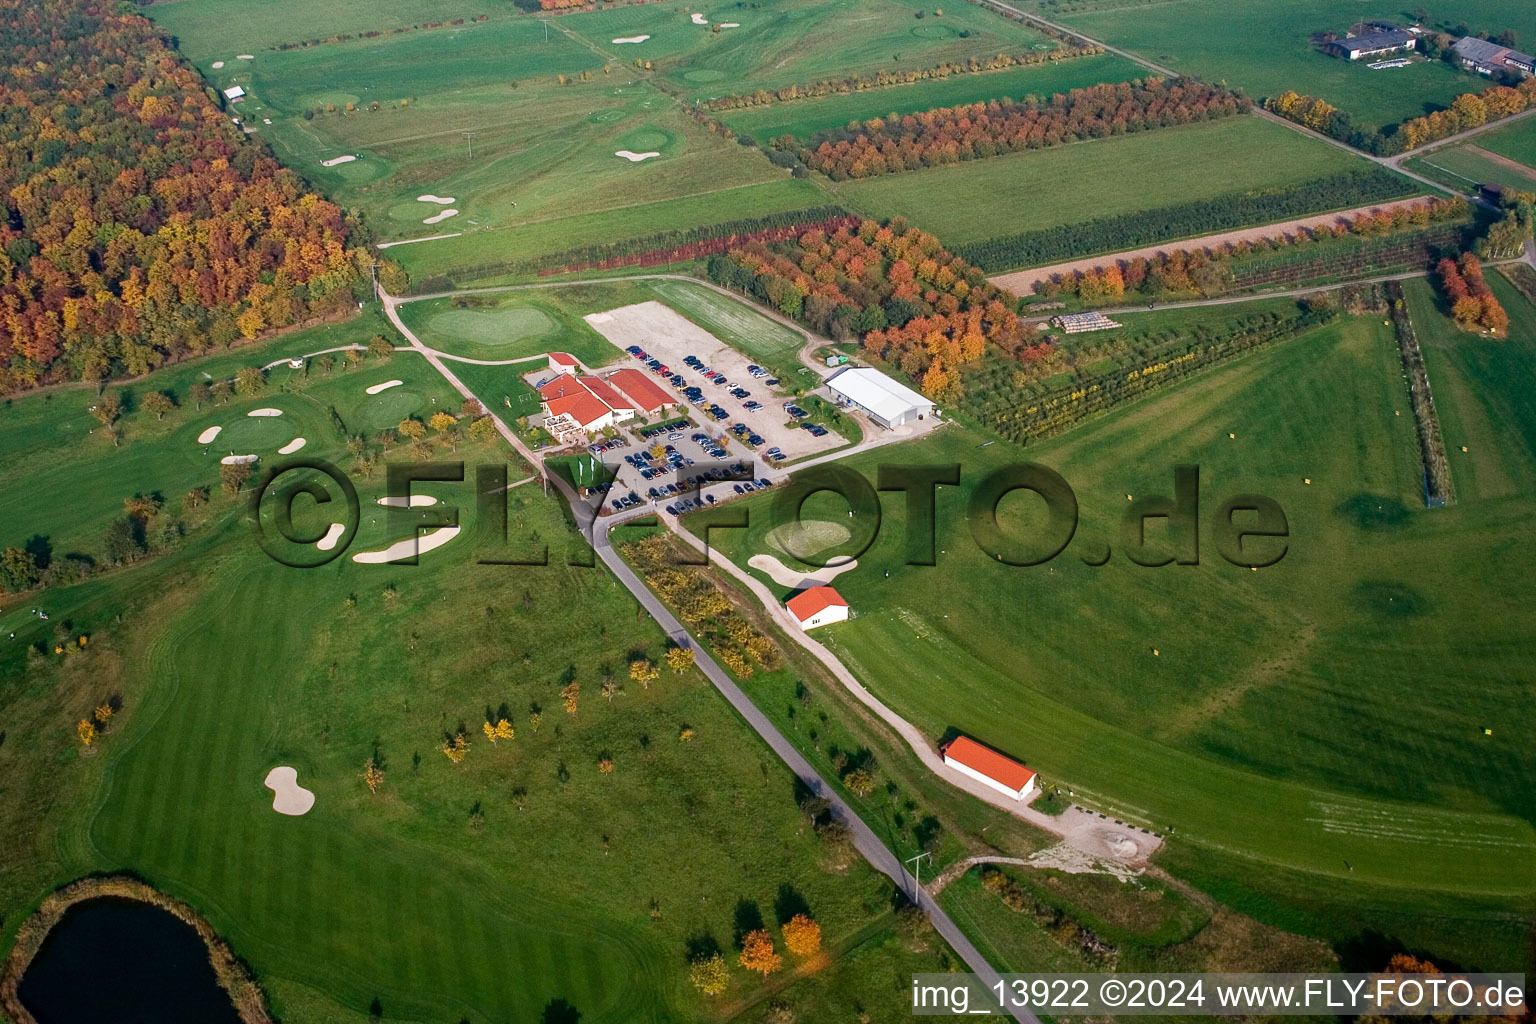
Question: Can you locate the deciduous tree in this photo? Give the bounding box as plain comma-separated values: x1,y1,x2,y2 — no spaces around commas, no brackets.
738,930,782,976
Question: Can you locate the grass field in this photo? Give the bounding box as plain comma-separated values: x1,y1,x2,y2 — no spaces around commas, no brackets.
1478,115,1536,171
0,326,949,1022
0,311,402,558
1049,0,1536,132
645,279,812,381
396,287,639,366
702,305,1536,911
716,52,1146,140
831,116,1396,245
1409,144,1536,194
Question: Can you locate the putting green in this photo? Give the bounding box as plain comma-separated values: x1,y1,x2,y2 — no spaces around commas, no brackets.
423,306,557,347
353,388,427,433
911,23,959,38
216,416,292,450
327,158,389,185
681,68,727,83
589,108,628,124
767,520,852,562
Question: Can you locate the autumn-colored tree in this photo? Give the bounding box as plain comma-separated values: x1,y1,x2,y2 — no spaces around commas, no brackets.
94,704,114,725
494,718,514,740
428,411,459,434
599,758,614,773
89,392,122,428
920,358,948,399
142,391,175,420
234,368,266,397
781,914,822,957
842,767,876,797
77,720,96,746
665,647,695,673
688,953,729,995
398,418,426,441
442,731,469,763
469,416,497,442
679,726,695,742
561,682,580,715
529,710,543,732
220,461,253,494
483,720,500,744
362,757,384,793
738,929,783,976
368,334,395,360
629,659,659,689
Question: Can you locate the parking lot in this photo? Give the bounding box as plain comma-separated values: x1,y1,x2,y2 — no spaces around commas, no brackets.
585,301,846,462
578,300,851,515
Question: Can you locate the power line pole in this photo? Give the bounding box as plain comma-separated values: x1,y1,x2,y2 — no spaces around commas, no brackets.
906,851,930,899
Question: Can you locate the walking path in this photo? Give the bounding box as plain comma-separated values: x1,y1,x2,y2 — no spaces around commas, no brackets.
989,197,1436,294
378,281,1036,1023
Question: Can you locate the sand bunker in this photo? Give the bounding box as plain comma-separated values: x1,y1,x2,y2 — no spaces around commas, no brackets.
615,150,660,162
352,525,461,564
321,154,356,167
767,520,852,561
423,208,459,225
690,12,708,23
197,426,222,444
749,553,857,587
719,22,739,27
221,454,259,465
248,407,283,417
613,34,651,43
278,437,307,454
316,522,348,551
263,766,315,816
212,60,224,68
366,379,403,395
377,494,439,508
416,194,455,204
237,54,254,60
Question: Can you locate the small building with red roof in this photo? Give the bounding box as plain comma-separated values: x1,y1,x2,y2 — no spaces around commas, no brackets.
941,735,1037,801
605,368,674,416
785,586,849,630
548,352,580,375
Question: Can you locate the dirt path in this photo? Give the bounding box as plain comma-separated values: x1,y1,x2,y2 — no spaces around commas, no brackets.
989,197,1434,294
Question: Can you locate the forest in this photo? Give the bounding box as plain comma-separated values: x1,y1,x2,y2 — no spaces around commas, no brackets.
783,78,1246,180
706,217,1040,404
0,0,366,393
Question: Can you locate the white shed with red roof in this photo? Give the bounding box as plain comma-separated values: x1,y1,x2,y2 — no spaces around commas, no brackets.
941,735,1037,801
785,586,849,630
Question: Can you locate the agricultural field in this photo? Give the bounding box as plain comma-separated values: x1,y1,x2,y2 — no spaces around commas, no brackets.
0,331,948,1023
1407,117,1536,194
716,52,1146,140
1046,0,1536,132
703,303,1536,958
831,115,1399,246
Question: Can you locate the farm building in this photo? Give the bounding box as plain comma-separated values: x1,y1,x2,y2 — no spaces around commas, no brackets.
536,374,636,443
941,735,1038,801
1327,27,1415,60
1452,36,1536,78
785,586,849,630
547,352,581,376
603,368,674,416
825,367,934,429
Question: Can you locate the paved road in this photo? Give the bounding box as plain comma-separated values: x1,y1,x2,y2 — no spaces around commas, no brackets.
377,281,1037,1021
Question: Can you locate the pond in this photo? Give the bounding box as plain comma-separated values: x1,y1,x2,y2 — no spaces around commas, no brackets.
18,897,241,1024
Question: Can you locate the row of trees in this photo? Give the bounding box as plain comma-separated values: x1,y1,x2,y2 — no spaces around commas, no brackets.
270,15,484,51
429,206,852,287
786,78,1246,180
705,217,1037,401
1438,253,1508,333
1265,76,1536,155
1034,196,1469,300
697,45,1106,111
688,915,823,995
625,534,779,678
0,0,368,394
955,168,1416,271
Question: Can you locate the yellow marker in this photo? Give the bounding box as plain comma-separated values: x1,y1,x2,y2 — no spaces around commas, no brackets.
1485,728,1493,736
1304,478,1312,484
